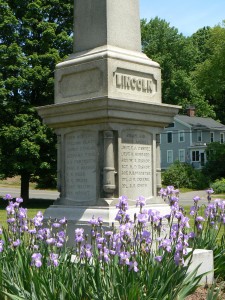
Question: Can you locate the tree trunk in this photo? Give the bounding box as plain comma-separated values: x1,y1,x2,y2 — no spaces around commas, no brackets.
20,173,30,203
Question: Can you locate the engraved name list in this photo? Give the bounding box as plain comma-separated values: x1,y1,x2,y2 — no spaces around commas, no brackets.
120,130,152,199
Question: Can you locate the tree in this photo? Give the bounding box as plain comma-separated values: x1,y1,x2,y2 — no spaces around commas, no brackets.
191,26,212,64
0,110,56,202
203,142,225,181
0,0,73,201
141,17,215,118
193,21,225,122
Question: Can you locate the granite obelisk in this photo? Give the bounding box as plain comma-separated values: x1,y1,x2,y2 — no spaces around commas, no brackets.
37,0,180,244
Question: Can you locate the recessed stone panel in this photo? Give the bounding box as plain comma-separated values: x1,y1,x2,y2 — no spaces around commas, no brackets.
65,131,98,203
59,68,102,98
120,129,152,199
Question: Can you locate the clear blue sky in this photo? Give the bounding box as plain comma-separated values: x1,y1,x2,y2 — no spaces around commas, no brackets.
140,0,225,36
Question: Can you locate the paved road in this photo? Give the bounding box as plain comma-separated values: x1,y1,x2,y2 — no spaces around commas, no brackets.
0,187,210,206
0,187,59,200
178,190,208,206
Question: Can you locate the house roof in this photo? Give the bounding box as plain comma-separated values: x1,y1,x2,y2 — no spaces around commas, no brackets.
175,115,225,131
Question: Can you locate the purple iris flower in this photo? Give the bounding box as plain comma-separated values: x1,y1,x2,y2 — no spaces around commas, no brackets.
3,194,13,201
155,255,163,262
137,213,148,224
16,197,23,203
31,253,42,268
159,188,167,198
159,238,172,252
12,239,21,247
129,261,139,272
206,188,214,195
49,253,59,267
75,228,84,243
18,208,27,219
116,196,129,211
196,216,205,222
29,228,37,234
52,222,61,228
174,252,184,266
89,216,99,226
190,206,197,216
119,251,130,265
7,218,16,223
46,238,56,245
105,231,113,236
136,196,146,208
167,186,175,194
6,203,15,215
59,217,67,224
193,196,201,203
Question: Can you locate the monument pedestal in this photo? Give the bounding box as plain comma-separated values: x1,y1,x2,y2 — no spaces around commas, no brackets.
38,95,178,244
44,202,171,246
37,0,180,245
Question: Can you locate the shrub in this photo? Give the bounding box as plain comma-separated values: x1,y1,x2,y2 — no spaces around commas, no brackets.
162,161,209,189
211,178,225,194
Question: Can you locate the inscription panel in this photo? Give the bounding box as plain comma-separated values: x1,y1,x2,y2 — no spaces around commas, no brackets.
120,130,152,199
114,68,157,96
65,131,97,203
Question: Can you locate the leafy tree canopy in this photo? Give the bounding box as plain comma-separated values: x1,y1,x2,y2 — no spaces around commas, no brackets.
141,17,215,118
203,142,225,181
0,0,73,200
193,21,225,122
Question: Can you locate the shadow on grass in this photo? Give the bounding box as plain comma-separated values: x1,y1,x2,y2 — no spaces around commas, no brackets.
0,198,54,210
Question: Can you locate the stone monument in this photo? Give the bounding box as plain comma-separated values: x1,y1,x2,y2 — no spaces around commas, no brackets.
37,0,180,243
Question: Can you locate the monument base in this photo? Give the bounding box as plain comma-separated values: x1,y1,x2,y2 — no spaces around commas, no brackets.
44,199,171,246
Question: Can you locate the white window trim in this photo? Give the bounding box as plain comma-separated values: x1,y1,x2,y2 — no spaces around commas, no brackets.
220,133,224,144
179,149,185,162
178,130,185,143
167,150,173,163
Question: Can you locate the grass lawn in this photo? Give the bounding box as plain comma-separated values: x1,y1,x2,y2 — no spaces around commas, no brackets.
0,199,53,228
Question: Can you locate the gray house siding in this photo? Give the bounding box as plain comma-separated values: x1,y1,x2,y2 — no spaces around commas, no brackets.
160,115,225,170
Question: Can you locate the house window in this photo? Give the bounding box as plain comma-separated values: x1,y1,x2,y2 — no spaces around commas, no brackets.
210,132,214,143
166,123,175,128
167,150,173,163
192,150,200,162
167,132,173,143
220,133,224,144
197,131,202,142
179,149,185,162
178,131,185,142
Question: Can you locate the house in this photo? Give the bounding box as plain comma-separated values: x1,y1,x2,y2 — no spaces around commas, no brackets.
160,107,225,170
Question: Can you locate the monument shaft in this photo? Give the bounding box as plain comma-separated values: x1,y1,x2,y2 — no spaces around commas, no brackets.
74,0,141,52
37,0,180,244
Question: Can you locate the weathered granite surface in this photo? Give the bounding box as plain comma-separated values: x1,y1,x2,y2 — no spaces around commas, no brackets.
37,0,180,244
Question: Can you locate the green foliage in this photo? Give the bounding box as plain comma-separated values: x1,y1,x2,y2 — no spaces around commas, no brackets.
191,26,212,64
0,208,203,300
211,178,225,194
187,200,225,281
0,110,57,199
203,142,225,181
141,17,215,118
162,161,209,189
193,21,225,123
0,0,73,197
